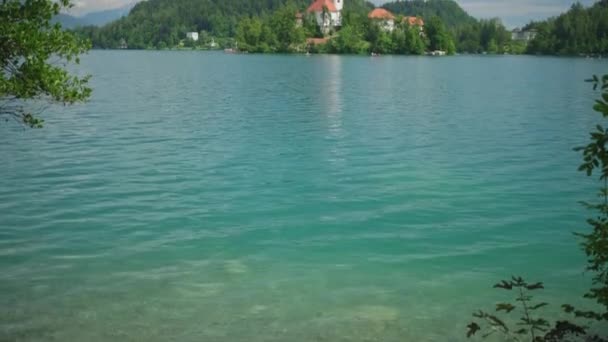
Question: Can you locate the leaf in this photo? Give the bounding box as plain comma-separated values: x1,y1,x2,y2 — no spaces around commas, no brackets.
529,302,548,310
487,314,508,331
531,318,550,327
495,303,516,313
466,322,480,338
472,310,485,318
526,282,544,290
493,280,513,290
481,330,496,338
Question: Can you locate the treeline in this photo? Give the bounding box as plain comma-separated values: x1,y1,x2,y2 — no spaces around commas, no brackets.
235,5,306,53
324,13,453,55
526,0,608,55
382,0,522,54
454,19,524,54
382,0,476,29
75,0,375,49
73,0,608,56
74,0,511,54
234,5,455,55
76,0,311,49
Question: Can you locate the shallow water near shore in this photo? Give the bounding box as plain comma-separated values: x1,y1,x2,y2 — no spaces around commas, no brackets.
2,51,608,341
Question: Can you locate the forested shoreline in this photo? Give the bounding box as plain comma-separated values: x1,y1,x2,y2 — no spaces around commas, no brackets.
73,0,608,56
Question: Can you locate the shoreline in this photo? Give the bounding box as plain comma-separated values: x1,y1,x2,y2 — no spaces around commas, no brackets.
85,48,606,59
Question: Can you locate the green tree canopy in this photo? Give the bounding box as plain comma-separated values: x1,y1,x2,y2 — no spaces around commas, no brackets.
527,0,608,55
425,16,455,54
1,0,91,127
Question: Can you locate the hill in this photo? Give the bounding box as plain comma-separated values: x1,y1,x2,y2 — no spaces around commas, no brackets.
382,0,477,29
79,0,374,49
53,13,84,29
381,0,515,54
75,0,510,54
84,0,310,48
79,5,136,26
526,0,608,55
53,4,134,29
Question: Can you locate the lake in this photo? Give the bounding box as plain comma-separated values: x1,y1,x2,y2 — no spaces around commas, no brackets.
1,51,608,341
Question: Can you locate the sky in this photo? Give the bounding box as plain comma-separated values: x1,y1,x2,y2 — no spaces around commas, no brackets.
68,0,597,28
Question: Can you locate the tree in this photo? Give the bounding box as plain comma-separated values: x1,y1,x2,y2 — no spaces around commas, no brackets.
268,4,305,52
527,1,608,55
574,74,608,320
1,0,91,128
466,76,608,342
329,25,368,54
425,15,455,53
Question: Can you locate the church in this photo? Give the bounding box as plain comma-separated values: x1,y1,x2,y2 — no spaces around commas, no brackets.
306,0,343,34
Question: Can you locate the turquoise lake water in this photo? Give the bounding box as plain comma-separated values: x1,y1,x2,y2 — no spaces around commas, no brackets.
2,51,608,341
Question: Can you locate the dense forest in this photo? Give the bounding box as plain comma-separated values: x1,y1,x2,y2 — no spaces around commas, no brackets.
76,0,373,49
382,0,476,29
526,0,608,55
74,0,495,54
74,0,608,56
77,0,308,49
232,5,451,55
382,0,520,54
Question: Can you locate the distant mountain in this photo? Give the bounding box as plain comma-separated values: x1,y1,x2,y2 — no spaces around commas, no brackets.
53,13,84,29
53,4,136,29
79,5,136,26
78,0,316,48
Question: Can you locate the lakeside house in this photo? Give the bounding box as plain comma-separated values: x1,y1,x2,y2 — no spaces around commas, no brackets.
118,38,128,49
307,0,343,35
403,16,424,34
368,8,395,32
186,32,199,41
403,16,424,27
511,28,537,42
366,10,424,33
306,37,330,46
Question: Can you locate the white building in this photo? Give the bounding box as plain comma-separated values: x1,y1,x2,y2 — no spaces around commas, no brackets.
306,0,343,35
368,8,395,32
511,28,537,42
186,32,199,41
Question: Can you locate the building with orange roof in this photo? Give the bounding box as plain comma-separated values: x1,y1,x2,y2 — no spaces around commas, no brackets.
403,16,424,34
403,16,424,27
306,38,329,45
368,8,396,32
306,0,343,34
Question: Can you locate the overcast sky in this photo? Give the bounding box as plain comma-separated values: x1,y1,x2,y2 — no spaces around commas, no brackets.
68,0,597,28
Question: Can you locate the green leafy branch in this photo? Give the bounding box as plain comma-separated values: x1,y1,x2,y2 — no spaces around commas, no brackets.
467,276,555,341
571,74,608,320
1,0,92,128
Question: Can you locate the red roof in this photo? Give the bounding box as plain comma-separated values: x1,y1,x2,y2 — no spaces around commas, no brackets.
306,38,329,45
403,16,424,26
307,0,337,13
368,8,395,20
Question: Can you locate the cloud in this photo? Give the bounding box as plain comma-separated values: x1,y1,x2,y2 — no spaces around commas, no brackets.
457,0,595,18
